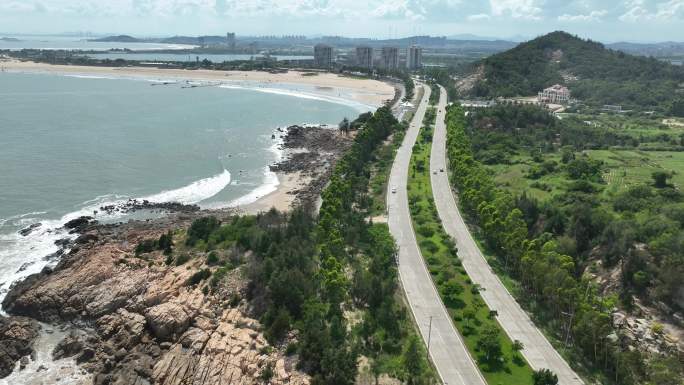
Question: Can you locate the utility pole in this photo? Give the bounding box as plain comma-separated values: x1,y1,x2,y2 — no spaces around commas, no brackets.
561,310,575,349
427,315,433,359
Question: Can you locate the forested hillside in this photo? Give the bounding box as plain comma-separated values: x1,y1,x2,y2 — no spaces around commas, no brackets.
469,31,684,113
453,102,684,384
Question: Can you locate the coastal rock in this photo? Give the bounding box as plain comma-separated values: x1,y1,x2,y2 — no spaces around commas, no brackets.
18,223,41,236
0,315,41,378
96,309,146,349
52,331,85,360
2,211,310,384
145,302,191,340
64,216,94,232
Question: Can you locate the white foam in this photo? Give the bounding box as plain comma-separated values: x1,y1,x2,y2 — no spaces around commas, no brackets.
144,169,231,205
0,324,92,385
224,166,280,208
63,74,117,80
217,83,373,112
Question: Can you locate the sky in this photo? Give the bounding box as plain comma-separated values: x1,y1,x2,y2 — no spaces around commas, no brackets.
0,0,683,42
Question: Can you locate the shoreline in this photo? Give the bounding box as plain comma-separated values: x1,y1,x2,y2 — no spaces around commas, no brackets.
0,60,395,107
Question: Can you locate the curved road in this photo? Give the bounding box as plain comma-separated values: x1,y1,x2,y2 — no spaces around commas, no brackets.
387,84,486,385
430,85,584,385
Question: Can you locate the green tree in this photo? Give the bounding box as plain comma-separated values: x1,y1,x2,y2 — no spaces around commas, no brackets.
477,325,503,362
339,117,350,135
533,368,559,385
652,171,672,188
266,308,292,342
402,335,425,385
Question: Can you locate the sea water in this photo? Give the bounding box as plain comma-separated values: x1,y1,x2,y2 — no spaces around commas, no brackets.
0,72,365,303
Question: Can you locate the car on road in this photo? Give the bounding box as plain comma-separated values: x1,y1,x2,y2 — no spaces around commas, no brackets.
391,186,397,194
440,168,444,172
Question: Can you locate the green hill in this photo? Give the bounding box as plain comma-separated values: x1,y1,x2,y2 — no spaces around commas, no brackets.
469,31,684,113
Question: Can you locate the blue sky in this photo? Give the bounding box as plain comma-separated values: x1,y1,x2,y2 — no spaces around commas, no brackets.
1,0,682,42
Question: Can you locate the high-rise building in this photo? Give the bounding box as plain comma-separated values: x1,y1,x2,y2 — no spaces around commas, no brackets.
226,32,236,50
407,45,423,70
355,46,373,69
380,47,399,70
314,44,334,68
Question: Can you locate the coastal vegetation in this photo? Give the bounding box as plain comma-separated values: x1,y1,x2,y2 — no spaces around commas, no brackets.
447,103,684,384
468,31,684,113
407,104,534,384
171,106,434,384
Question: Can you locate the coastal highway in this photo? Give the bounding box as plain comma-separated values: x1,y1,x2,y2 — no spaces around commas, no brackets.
387,83,487,385
429,85,584,385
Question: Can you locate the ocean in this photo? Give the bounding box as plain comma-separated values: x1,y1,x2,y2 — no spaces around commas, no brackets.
0,34,194,51
0,72,365,304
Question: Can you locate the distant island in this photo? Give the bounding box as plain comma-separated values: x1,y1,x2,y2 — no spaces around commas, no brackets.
0,37,21,42
89,35,141,43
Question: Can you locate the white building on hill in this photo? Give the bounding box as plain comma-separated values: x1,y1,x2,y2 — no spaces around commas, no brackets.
538,84,571,104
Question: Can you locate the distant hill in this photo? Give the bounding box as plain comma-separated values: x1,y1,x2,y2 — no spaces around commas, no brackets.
0,37,21,42
607,41,684,58
467,31,684,112
90,35,142,43
160,35,226,45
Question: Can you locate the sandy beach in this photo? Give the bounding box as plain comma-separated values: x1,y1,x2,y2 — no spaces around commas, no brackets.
238,171,310,215
1,60,395,107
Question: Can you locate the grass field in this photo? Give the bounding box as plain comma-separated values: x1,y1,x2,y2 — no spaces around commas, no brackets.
588,149,684,191
488,153,566,201
408,110,534,385
487,148,684,203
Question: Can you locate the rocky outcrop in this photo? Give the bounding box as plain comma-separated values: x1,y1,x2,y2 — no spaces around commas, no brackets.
0,315,40,378
271,125,353,207
2,215,309,384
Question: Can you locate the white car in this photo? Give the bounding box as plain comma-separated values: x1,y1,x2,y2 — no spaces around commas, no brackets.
391,186,397,194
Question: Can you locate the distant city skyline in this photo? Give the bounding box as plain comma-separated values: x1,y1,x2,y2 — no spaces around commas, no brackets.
1,0,683,43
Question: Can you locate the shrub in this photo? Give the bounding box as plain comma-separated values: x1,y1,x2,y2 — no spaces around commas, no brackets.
135,239,157,255
158,231,173,255
417,225,435,238
266,308,292,343
260,362,274,382
186,216,221,246
187,269,211,286
206,251,220,266
286,342,298,356
419,239,439,254
175,254,191,266
210,266,231,287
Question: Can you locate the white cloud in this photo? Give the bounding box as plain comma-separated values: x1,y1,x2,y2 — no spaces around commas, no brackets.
620,0,684,21
558,9,607,22
489,0,544,20
468,13,492,20
371,0,426,21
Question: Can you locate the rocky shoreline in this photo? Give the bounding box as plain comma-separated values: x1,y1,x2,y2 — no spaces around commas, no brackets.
270,124,353,207
0,124,349,383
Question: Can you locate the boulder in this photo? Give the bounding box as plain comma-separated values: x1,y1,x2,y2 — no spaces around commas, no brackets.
0,315,40,378
52,331,84,360
64,216,93,232
18,223,41,236
145,302,191,340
